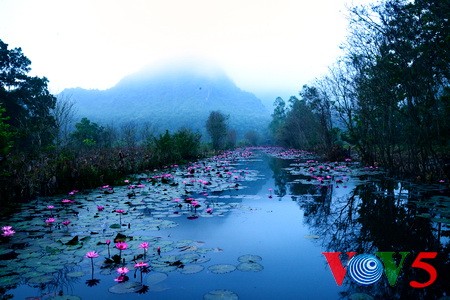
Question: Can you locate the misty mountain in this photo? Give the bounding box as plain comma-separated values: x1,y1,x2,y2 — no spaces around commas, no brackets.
61,62,270,138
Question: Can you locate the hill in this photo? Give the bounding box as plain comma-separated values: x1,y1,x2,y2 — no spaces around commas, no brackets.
61,61,270,138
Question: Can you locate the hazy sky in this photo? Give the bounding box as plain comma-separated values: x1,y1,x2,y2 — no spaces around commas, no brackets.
0,0,373,104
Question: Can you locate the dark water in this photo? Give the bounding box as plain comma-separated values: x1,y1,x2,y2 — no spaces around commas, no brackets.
1,151,449,299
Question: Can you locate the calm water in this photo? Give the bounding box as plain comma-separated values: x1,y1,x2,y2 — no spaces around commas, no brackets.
1,150,449,299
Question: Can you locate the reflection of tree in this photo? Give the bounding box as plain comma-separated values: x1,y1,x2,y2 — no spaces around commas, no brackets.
268,157,290,197
26,265,80,299
292,175,450,299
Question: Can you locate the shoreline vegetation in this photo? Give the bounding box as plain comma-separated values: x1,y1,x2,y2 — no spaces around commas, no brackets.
1,0,449,209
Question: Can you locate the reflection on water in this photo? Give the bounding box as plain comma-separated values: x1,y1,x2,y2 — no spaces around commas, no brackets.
0,149,449,299
269,154,450,299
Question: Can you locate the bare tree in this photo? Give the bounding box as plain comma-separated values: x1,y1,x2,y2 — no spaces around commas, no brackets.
52,93,77,148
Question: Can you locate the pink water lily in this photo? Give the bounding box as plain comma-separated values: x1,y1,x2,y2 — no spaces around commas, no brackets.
134,262,148,268
97,205,104,211
139,242,149,257
139,242,149,250
114,274,127,282
115,241,128,250
85,251,99,259
117,267,129,274
105,239,111,257
86,251,99,276
2,226,15,237
45,218,55,224
62,220,71,227
115,209,125,224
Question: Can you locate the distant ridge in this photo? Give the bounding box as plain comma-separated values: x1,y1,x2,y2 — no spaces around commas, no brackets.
61,60,270,136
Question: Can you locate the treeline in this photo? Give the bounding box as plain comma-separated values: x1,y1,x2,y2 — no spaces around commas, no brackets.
0,39,263,208
270,0,450,180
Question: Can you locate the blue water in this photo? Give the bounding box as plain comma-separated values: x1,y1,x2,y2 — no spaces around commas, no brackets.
2,151,449,299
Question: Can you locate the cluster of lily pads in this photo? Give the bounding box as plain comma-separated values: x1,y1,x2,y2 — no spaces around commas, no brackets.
0,148,267,299
261,146,450,237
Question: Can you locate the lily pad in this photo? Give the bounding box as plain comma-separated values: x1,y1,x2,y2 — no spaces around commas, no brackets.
146,272,168,285
109,281,144,294
237,254,262,263
208,264,236,274
237,262,264,272
27,275,54,285
349,293,374,300
66,271,85,278
49,296,82,300
203,289,239,300
178,264,204,274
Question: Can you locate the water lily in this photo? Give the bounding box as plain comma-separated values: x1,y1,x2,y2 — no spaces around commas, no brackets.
114,274,128,283
134,262,149,282
97,205,105,211
45,217,55,224
86,251,99,259
139,242,149,258
115,209,125,224
115,241,128,250
115,241,128,259
62,220,71,230
1,226,15,237
106,239,111,257
117,266,129,274
85,251,99,277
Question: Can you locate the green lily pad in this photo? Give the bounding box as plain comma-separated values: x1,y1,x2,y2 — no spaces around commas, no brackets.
109,281,144,294
237,254,262,263
178,264,204,274
237,262,264,272
146,272,168,285
203,289,239,300
208,264,236,274
27,275,54,285
66,271,85,278
349,293,374,300
49,296,82,300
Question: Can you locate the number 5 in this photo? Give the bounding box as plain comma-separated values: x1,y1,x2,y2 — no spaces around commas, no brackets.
409,252,438,288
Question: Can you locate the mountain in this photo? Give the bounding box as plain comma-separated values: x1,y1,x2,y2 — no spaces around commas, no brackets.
61,61,270,138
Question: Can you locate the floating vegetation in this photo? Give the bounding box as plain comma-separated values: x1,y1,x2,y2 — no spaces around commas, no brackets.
203,289,239,300
48,296,82,300
109,281,144,294
208,264,236,274
237,254,262,263
237,262,264,272
178,264,204,274
146,272,168,285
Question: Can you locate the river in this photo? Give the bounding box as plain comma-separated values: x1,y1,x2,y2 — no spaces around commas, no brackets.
0,148,449,299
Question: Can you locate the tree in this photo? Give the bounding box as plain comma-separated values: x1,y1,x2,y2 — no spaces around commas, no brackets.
0,105,14,160
0,39,56,153
269,97,286,144
206,111,228,150
70,117,104,148
244,130,260,146
173,128,201,159
53,94,77,148
335,0,450,175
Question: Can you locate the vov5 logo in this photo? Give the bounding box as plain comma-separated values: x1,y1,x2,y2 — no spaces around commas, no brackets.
323,252,438,288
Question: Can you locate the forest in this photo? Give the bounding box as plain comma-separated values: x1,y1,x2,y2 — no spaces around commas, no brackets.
270,0,449,180
1,0,449,209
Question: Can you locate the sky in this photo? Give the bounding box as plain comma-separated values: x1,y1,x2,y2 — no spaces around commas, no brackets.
0,0,373,106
